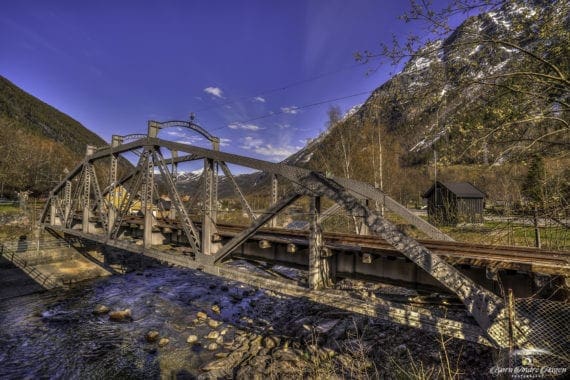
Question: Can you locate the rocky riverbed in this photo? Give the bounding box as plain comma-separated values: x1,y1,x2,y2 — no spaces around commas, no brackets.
0,265,495,379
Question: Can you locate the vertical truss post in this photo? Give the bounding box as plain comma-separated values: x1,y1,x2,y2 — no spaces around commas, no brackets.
81,145,95,233
82,176,91,233
108,136,122,235
270,174,278,227
81,145,96,233
309,196,332,289
171,150,178,181
142,149,154,249
202,157,219,255
87,163,108,232
170,150,179,220
148,122,160,138
64,181,72,223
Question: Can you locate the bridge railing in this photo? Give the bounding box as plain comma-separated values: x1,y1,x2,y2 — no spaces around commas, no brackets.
0,237,101,252
0,243,61,289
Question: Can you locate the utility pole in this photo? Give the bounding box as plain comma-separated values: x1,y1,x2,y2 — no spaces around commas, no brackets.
434,149,438,201
434,107,439,223
377,125,384,216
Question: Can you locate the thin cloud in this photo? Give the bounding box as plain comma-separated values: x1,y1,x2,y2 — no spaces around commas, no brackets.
204,86,223,98
253,96,266,103
240,136,301,161
240,136,264,150
174,135,204,145
281,106,299,115
165,130,185,138
254,144,299,159
228,122,261,131
219,138,231,147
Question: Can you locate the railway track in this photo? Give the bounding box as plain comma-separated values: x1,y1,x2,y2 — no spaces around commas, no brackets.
93,215,570,276
210,223,570,276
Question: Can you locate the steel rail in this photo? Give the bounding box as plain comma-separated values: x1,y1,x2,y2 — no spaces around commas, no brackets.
58,211,569,274
213,223,569,274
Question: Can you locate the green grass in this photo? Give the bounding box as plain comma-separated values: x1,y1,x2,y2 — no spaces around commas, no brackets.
0,204,20,215
441,221,570,251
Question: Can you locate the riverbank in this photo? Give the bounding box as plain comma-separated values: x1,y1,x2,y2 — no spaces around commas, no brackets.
0,238,112,300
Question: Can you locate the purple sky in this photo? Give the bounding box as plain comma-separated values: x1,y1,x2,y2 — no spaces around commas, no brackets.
1,0,455,163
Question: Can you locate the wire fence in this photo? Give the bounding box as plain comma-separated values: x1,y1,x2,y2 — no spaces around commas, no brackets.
502,295,570,369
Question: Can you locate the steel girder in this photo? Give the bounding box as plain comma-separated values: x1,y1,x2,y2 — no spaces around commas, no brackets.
41,135,531,348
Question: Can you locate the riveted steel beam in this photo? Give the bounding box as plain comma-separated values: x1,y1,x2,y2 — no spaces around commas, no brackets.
214,193,302,264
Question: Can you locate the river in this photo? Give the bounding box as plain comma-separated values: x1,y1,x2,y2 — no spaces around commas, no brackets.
0,264,497,379
0,266,266,379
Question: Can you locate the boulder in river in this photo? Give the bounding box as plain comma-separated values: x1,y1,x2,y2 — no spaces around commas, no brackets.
158,338,170,347
208,319,222,328
108,309,132,322
92,305,110,315
206,331,220,340
207,342,218,351
146,330,160,343
211,304,221,314
196,311,208,320
187,335,199,344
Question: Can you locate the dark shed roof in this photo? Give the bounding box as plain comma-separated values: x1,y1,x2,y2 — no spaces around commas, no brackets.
423,181,485,198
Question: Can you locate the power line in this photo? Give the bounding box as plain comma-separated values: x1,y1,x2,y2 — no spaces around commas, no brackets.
209,89,374,133
194,63,363,113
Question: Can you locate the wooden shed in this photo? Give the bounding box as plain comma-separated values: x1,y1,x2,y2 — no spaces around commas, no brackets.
423,182,485,226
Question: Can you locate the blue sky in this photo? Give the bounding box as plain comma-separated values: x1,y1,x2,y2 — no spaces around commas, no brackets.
1,0,453,163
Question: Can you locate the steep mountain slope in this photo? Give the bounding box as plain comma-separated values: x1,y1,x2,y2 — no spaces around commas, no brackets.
290,0,568,205
0,75,107,195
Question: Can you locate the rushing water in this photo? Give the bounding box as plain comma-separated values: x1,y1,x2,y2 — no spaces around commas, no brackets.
0,267,264,379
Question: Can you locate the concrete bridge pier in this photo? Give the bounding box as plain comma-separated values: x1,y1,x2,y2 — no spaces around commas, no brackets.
309,196,334,289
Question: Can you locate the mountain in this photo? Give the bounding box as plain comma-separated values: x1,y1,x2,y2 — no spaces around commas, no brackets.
288,0,569,206
0,75,108,196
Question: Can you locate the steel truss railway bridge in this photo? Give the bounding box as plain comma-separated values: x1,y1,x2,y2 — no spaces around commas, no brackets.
39,118,569,356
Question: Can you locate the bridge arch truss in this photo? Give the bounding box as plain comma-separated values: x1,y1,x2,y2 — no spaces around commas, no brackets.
39,119,566,353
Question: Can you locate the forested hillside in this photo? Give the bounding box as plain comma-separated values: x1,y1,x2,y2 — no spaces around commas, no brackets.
0,75,107,196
